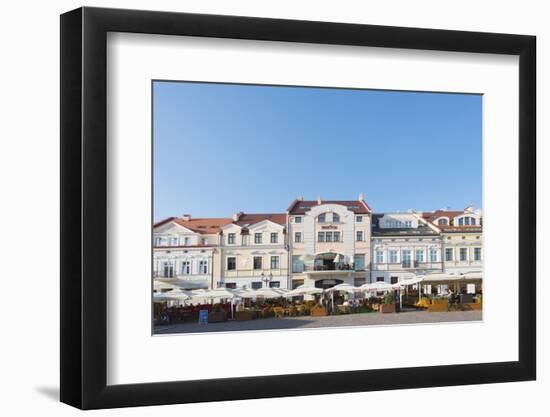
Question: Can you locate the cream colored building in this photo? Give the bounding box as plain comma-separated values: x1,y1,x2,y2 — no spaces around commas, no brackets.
220,213,290,289
287,195,372,289
422,207,483,275
152,216,231,289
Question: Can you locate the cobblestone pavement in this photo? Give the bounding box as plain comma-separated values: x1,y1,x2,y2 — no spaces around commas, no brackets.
154,310,482,335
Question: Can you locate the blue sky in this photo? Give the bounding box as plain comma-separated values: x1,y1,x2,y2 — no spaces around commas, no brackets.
153,81,481,221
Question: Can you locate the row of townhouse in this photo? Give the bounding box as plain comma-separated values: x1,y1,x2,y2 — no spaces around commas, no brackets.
153,195,482,290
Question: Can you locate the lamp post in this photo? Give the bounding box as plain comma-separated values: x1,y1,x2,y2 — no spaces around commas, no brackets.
262,272,273,288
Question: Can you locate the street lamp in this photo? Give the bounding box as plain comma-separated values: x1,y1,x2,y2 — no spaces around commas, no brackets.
261,272,273,288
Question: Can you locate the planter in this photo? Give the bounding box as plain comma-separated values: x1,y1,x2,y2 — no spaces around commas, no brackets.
380,303,396,313
310,306,326,316
235,310,254,321
208,311,227,322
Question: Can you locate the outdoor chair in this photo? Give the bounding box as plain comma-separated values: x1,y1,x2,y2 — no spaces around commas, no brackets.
273,307,285,318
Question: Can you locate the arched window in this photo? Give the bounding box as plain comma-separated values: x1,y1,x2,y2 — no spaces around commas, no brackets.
318,213,326,223
438,218,448,226
458,218,464,226
332,213,340,223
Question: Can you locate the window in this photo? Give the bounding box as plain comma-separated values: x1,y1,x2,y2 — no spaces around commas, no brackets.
227,233,235,244
402,250,411,267
376,250,384,263
391,276,398,284
201,238,207,245
405,220,412,228
292,255,304,273
438,218,448,226
154,237,162,246
445,248,453,261
225,282,237,289
430,248,438,262
356,231,364,241
474,247,482,261
181,261,191,275
254,233,262,244
415,249,424,263
332,213,340,223
269,281,280,288
199,260,208,274
325,232,333,242
470,218,477,225
333,231,340,242
270,256,280,269
356,216,363,223
389,250,398,263
294,232,302,243
317,232,325,242
183,237,190,246
253,256,262,270
376,276,385,282
170,237,178,246
295,216,302,223
270,232,278,243
354,254,365,270
251,282,262,289
318,214,326,223
227,257,236,270
460,248,468,261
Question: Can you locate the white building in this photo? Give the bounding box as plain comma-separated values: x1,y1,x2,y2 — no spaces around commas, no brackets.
370,212,443,284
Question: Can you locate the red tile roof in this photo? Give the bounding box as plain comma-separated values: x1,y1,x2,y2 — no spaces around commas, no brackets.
233,213,287,226
154,217,232,234
287,199,371,214
422,210,482,231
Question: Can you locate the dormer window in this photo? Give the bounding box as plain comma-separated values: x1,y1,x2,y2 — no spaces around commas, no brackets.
458,216,477,226
227,233,236,244
438,218,448,226
332,213,340,223
318,214,326,223
295,216,302,223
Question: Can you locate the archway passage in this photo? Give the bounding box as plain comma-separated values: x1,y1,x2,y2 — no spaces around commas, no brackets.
314,278,344,289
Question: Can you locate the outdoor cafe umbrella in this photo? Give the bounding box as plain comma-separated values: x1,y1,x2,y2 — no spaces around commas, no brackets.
285,285,324,297
325,283,360,310
153,280,178,291
461,271,482,280
253,287,288,299
361,282,394,292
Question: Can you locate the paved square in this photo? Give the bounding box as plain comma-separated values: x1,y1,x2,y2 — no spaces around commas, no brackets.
154,310,482,334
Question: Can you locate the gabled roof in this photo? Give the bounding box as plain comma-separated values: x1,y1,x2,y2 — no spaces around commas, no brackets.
154,217,232,234
287,199,371,215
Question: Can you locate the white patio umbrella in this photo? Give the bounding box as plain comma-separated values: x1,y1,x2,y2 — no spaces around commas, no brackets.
193,287,236,300
394,276,424,288
421,272,462,282
253,287,288,299
285,285,324,297
234,287,257,298
325,283,359,293
361,282,394,292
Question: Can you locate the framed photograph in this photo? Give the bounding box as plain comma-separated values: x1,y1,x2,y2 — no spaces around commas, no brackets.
60,6,536,410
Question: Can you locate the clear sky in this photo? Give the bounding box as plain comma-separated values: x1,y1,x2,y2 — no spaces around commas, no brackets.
153,81,482,221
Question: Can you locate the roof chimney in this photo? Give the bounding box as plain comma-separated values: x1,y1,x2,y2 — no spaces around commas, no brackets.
358,192,364,201
299,195,304,201
317,196,322,205
181,214,192,221
232,211,243,222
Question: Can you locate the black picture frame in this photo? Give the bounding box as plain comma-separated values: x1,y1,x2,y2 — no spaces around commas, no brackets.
60,6,536,410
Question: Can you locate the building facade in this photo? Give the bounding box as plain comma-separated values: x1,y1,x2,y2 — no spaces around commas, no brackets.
370,212,443,284
152,216,231,289
422,207,483,275
287,196,372,289
219,213,290,289
153,200,482,291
